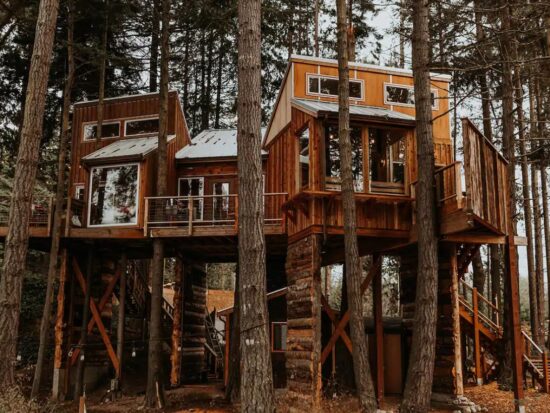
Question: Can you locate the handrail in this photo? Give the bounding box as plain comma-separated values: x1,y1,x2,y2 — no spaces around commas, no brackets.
523,330,544,355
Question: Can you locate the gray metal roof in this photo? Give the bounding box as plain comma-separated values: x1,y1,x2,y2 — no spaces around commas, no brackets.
82,135,168,164
176,129,267,160
291,98,416,123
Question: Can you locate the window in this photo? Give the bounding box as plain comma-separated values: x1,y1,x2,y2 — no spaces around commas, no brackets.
325,125,363,191
297,127,310,189
384,83,438,109
74,184,85,200
308,75,363,99
178,177,204,220
369,128,407,193
83,122,120,141
125,117,159,136
213,182,230,221
271,322,287,352
88,164,139,226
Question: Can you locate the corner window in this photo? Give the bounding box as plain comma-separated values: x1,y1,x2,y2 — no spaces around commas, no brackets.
297,127,310,189
384,83,438,109
125,117,159,136
83,122,120,141
308,75,363,99
271,322,287,352
88,164,139,226
369,128,407,194
325,125,363,191
178,177,204,220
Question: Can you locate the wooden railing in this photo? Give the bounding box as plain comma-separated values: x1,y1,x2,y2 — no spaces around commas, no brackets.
459,280,502,334
0,195,53,229
434,161,464,209
144,193,287,235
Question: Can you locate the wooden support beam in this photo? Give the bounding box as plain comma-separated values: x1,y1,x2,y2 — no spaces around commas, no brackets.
320,257,382,364
320,294,352,353
543,352,549,393
116,254,127,384
472,288,483,385
72,257,120,376
224,316,230,387
373,254,384,402
170,256,184,387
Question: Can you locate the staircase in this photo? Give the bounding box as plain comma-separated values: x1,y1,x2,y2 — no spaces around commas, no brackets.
456,245,550,392
204,311,224,379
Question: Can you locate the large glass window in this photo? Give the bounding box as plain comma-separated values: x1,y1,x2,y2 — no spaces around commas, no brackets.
125,117,159,136
178,177,204,220
308,75,363,99
83,122,120,140
213,182,230,221
384,84,438,109
325,125,363,191
369,128,407,193
298,127,310,189
89,164,139,226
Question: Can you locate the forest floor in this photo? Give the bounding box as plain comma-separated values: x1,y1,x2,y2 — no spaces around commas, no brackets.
53,381,550,413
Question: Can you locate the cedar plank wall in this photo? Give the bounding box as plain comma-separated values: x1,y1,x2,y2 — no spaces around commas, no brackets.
70,91,189,200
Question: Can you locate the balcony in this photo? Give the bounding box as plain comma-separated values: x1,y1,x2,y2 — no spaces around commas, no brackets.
0,196,53,238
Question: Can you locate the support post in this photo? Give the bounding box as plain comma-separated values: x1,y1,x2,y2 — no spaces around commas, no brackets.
543,352,549,393
472,287,483,386
373,254,384,402
170,256,184,386
115,254,127,392
224,315,230,387
52,249,68,400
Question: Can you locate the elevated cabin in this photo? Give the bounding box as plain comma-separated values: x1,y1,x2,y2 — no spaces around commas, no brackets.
66,91,190,238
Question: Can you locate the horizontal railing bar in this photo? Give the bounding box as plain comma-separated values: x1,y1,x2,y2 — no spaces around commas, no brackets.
145,192,288,200
522,331,543,354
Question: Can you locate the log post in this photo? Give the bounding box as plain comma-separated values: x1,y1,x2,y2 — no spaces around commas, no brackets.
224,315,230,387
285,234,322,412
543,351,549,393
115,254,127,393
170,256,184,386
52,249,68,400
373,254,384,402
472,287,483,385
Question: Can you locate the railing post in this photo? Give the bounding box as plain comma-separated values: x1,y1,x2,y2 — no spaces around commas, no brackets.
188,195,193,236
234,196,239,232
543,351,549,393
143,198,149,237
472,287,483,385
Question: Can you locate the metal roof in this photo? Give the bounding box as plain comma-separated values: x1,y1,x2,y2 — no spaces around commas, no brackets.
82,135,174,165
176,128,267,161
291,98,416,123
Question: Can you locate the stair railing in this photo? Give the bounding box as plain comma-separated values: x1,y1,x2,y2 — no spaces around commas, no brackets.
522,330,549,391
459,280,502,335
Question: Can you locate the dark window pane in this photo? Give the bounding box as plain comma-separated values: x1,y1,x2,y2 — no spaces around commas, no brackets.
213,182,230,220
125,118,159,136
308,76,319,93
272,323,287,351
325,125,363,191
369,128,406,188
298,127,310,189
83,122,120,140
178,178,204,220
386,85,414,105
320,77,339,95
350,81,362,98
89,164,138,226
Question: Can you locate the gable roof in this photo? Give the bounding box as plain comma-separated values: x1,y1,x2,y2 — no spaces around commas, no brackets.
176,128,267,161
291,98,416,124
81,135,174,166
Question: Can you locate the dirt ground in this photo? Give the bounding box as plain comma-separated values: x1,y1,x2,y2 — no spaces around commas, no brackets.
59,382,550,412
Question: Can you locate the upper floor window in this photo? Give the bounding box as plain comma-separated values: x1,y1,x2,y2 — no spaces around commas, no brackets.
384,83,438,109
297,127,310,189
369,128,407,194
325,125,363,192
83,121,120,141
307,75,363,99
178,177,204,220
125,117,159,136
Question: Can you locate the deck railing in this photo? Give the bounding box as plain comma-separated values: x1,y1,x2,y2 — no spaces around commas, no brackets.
459,280,501,334
0,195,53,228
144,193,287,234
434,161,464,208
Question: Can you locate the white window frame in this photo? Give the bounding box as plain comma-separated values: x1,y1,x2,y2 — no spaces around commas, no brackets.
306,73,364,100
124,116,160,137
177,177,205,221
82,121,121,141
87,162,140,227
383,82,439,110
74,183,85,200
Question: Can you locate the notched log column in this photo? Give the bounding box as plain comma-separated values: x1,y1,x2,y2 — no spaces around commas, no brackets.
285,234,322,411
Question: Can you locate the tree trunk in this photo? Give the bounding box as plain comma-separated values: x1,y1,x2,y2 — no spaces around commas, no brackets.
214,36,224,129
149,0,159,92
0,0,60,388
541,167,550,343
116,254,127,389
30,0,75,398
95,0,109,148
347,0,355,61
144,0,169,407
237,0,274,410
225,267,240,402
314,0,319,57
335,0,377,410
472,252,485,295
401,0,439,411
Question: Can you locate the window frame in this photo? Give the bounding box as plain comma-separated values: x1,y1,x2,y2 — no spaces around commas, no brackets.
306,73,364,100
383,82,439,110
296,123,311,191
82,120,121,141
124,116,160,137
177,176,205,221
74,184,85,200
87,162,140,228
271,321,288,353
212,181,231,222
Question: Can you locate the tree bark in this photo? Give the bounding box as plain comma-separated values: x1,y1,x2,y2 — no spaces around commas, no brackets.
401,0,439,411
472,252,485,295
335,0,377,410
95,0,109,148
144,0,169,407
224,267,240,402
116,254,127,388
0,0,60,388
30,0,75,398
149,0,159,92
237,0,274,410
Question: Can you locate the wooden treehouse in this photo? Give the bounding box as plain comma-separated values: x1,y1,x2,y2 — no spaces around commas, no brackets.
0,55,533,407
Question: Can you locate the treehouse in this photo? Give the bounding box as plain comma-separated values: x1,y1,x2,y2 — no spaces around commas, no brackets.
0,55,529,410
